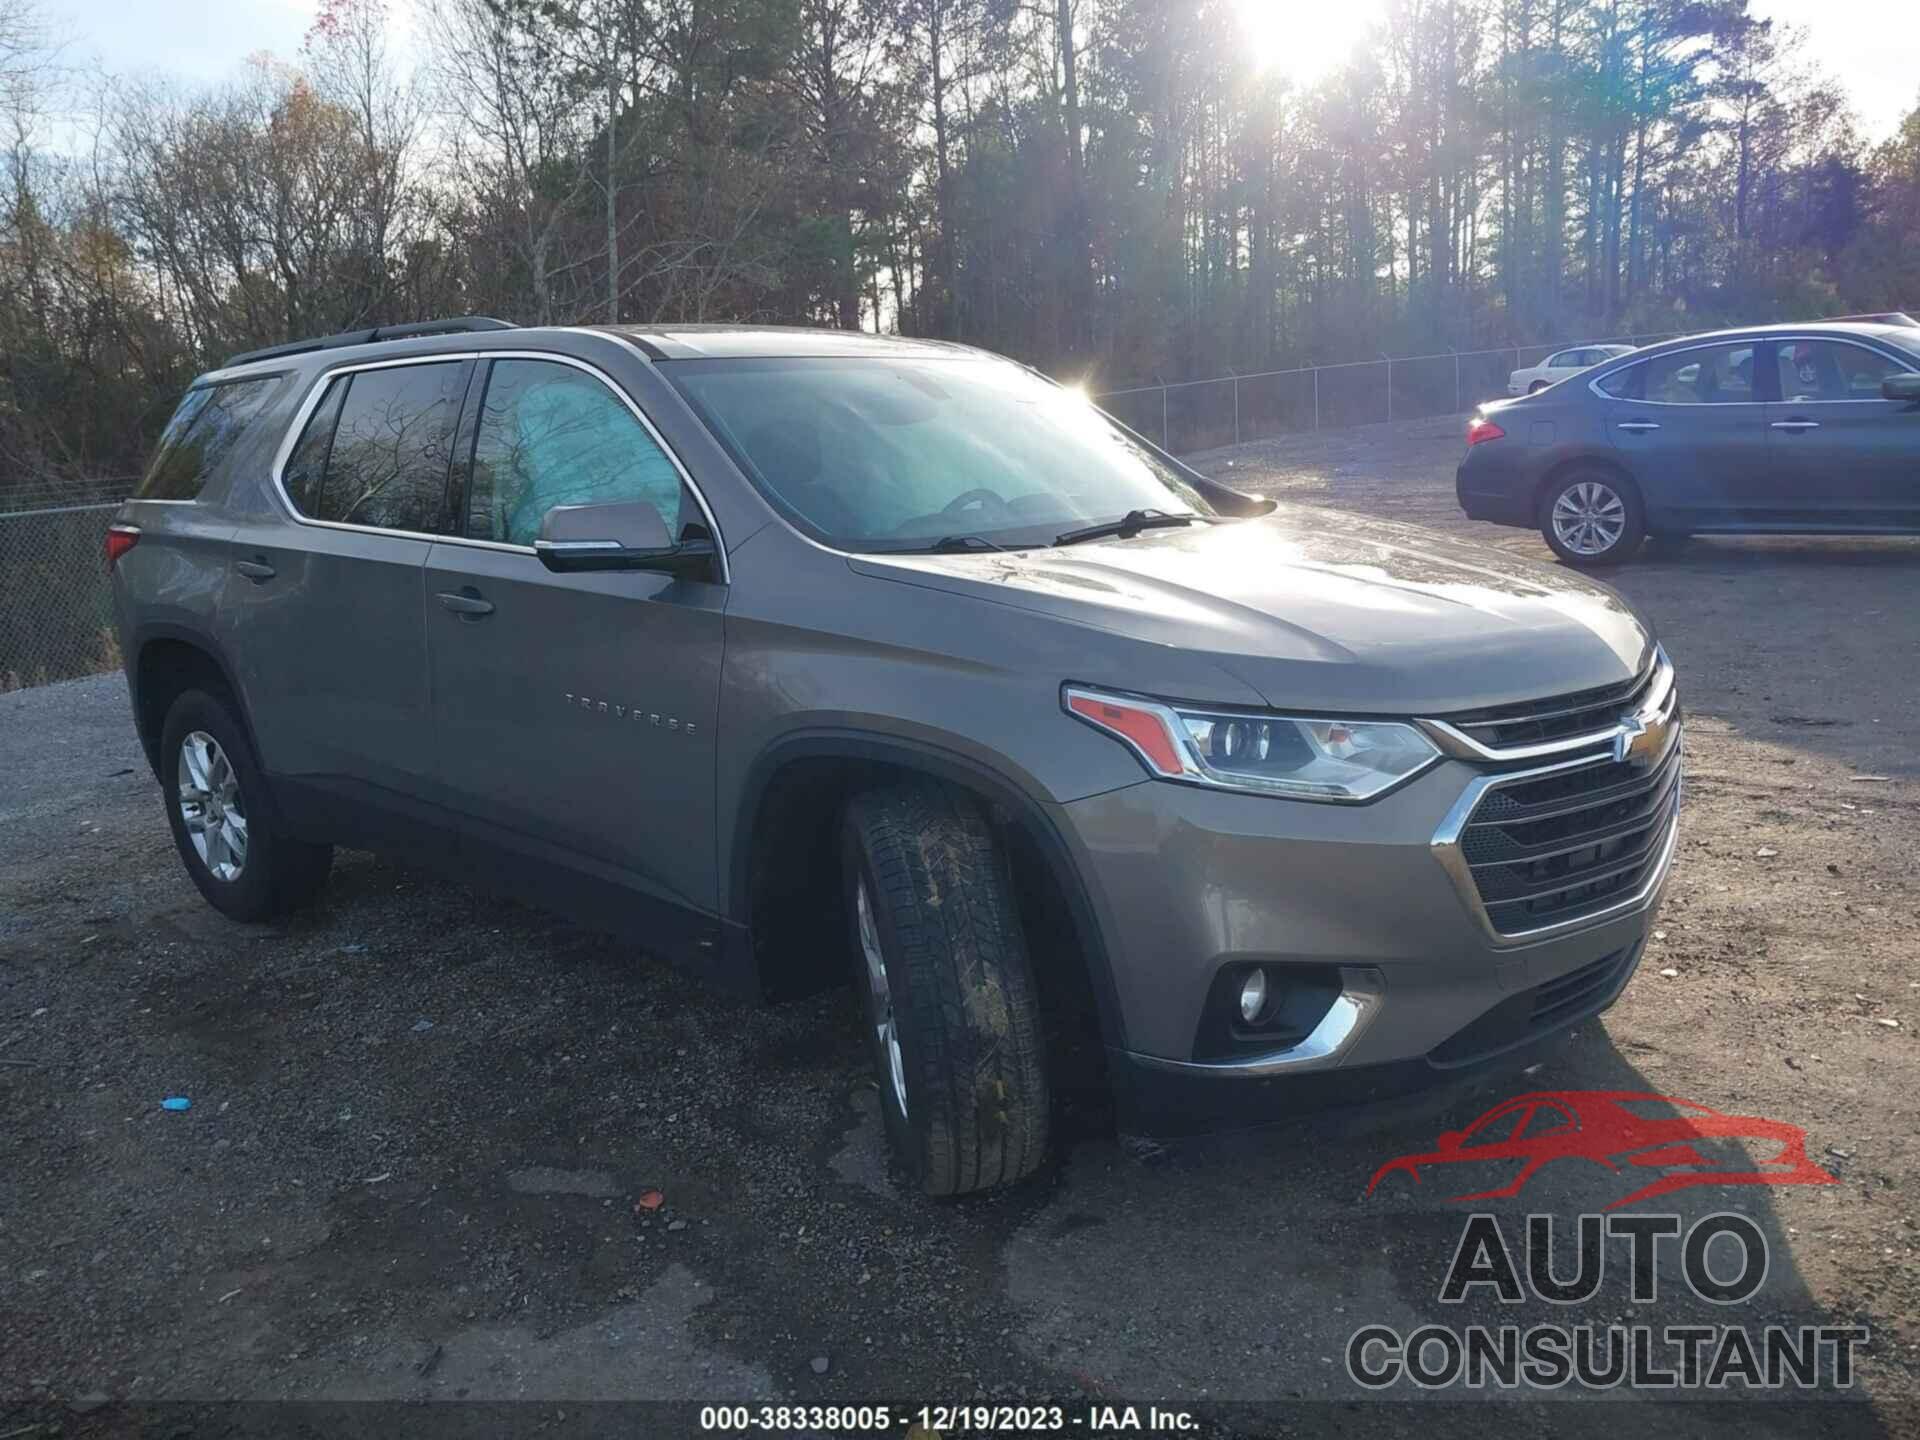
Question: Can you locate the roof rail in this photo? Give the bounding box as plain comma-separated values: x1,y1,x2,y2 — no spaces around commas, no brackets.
223,316,518,369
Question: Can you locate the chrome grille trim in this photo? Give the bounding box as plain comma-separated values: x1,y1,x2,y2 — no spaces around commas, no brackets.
1421,648,1675,763
1431,724,1682,946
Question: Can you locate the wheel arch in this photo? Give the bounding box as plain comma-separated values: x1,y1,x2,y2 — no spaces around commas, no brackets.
728,729,1130,1055
1533,451,1643,523
129,625,256,780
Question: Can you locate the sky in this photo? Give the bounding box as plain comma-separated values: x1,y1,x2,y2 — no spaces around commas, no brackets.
49,0,1920,144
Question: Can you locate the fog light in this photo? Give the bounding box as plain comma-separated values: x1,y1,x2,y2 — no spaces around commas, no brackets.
1238,968,1269,1025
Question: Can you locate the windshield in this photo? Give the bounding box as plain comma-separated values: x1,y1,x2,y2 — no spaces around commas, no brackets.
662,356,1217,552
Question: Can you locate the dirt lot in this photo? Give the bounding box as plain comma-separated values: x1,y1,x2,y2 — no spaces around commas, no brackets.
3,417,1918,1438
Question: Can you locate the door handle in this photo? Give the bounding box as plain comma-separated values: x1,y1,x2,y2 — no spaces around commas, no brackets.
1616,420,1661,433
435,589,495,618
1771,419,1820,432
234,558,276,582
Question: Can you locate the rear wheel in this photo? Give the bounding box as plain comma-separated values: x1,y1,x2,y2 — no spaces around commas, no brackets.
1539,469,1646,566
841,782,1050,1196
160,689,332,922
1528,380,1549,394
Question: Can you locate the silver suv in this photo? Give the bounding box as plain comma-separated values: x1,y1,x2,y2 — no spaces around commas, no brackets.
109,320,1681,1194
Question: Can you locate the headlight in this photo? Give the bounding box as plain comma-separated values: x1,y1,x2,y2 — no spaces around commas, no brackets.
1064,686,1440,802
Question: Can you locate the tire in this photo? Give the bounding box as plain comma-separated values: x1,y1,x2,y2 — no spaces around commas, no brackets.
1528,381,1549,394
841,782,1050,1196
1538,468,1646,567
159,688,333,922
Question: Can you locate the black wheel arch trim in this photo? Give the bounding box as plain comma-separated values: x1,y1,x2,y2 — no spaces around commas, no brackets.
730,728,1132,1053
127,622,266,785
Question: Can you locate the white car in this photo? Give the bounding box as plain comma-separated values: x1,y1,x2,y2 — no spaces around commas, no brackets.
1507,343,1635,395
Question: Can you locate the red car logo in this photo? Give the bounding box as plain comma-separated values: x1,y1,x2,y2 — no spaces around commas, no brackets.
1366,1090,1838,1210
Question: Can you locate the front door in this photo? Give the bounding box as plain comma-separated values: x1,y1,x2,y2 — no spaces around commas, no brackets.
1766,338,1920,528
423,355,727,916
1607,340,1773,530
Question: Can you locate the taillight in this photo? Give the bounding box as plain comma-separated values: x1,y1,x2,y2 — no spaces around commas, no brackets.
1466,417,1505,447
105,523,140,567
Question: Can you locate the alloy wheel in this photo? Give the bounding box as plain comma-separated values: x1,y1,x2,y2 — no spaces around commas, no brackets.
856,878,909,1120
177,730,248,882
1551,481,1627,557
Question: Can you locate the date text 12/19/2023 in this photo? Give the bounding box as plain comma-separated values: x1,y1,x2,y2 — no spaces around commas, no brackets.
699,1404,1200,1432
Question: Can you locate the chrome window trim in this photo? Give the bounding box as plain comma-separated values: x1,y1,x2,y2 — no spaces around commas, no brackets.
1430,727,1682,949
1126,968,1385,1077
1587,332,1918,405
1418,648,1675,764
265,349,730,581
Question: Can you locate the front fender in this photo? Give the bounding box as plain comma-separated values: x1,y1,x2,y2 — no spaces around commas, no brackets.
727,724,1134,1054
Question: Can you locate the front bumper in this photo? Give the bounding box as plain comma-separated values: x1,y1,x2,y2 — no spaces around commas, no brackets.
1059,733,1679,1135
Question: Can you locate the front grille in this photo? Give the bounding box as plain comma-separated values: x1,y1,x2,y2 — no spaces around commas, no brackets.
1441,665,1657,751
1462,741,1680,935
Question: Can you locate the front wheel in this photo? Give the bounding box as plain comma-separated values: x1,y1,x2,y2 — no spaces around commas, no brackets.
842,782,1051,1196
1539,470,1646,566
160,689,333,922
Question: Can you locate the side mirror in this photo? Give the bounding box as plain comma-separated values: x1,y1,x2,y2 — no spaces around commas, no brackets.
534,499,717,579
1438,1130,1464,1152
1882,373,1920,403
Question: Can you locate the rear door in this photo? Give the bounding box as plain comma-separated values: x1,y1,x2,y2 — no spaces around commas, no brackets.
1766,337,1920,527
1605,340,1775,529
225,357,471,797
422,354,728,916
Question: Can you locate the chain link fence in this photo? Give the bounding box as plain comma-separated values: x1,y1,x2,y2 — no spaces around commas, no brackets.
0,498,129,692
1096,334,1680,456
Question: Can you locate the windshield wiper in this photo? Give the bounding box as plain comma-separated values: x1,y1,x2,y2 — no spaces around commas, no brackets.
1053,509,1196,547
920,534,1008,553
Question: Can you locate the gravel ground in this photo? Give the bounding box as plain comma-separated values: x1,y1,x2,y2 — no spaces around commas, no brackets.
3,417,1918,1439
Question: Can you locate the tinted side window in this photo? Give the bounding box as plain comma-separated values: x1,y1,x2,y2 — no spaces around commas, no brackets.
138,377,281,501
280,362,466,530
281,376,347,516
1777,340,1904,402
467,359,685,546
1643,344,1757,404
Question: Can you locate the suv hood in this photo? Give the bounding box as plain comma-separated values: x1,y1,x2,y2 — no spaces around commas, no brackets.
849,507,1654,715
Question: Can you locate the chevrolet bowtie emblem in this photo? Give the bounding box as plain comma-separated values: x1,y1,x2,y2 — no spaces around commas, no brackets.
1613,712,1668,769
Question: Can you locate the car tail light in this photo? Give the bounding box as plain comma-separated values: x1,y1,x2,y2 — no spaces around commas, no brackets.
105,523,140,567
1466,417,1505,447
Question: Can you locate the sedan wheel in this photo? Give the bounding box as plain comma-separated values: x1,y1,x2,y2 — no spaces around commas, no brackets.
1551,481,1627,556
1540,470,1645,566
